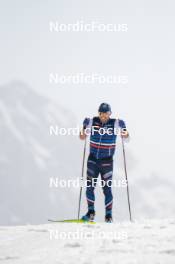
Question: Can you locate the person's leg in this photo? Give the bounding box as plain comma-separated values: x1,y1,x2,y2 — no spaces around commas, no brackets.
85,155,99,212
82,156,99,220
100,159,113,220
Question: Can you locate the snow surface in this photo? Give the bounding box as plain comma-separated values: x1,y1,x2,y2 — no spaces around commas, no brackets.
0,219,175,264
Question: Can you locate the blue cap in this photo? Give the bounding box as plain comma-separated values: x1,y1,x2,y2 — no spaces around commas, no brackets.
98,103,111,113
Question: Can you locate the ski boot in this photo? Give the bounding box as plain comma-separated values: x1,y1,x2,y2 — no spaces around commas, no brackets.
105,214,113,223
81,210,95,222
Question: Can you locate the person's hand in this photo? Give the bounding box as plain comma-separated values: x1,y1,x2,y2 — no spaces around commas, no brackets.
121,128,129,138
79,129,87,140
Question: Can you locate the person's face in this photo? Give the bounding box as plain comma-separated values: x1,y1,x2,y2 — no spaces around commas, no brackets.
99,111,111,123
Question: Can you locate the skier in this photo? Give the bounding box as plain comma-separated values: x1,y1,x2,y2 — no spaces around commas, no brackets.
79,103,129,222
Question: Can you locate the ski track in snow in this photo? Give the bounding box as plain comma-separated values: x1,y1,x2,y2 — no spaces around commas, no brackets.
0,219,175,264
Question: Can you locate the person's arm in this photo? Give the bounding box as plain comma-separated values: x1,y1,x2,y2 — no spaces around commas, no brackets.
79,118,91,140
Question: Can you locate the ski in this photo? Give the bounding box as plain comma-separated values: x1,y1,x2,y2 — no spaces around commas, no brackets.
48,219,96,224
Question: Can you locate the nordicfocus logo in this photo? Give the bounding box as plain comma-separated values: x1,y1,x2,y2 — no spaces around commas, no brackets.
49,20,128,32
49,177,127,189
49,125,127,136
49,73,128,85
49,229,128,241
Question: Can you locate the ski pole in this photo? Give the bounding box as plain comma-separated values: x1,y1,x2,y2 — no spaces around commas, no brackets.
77,137,87,220
121,135,132,222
